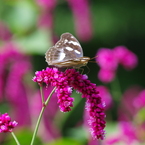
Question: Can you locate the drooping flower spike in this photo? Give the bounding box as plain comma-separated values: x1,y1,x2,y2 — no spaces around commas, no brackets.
33,67,106,140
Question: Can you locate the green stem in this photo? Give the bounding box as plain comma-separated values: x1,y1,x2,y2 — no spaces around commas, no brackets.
45,87,56,105
11,132,21,145
110,76,122,102
40,85,45,104
30,87,56,145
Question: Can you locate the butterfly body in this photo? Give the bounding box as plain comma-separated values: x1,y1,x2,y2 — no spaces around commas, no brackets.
45,33,90,68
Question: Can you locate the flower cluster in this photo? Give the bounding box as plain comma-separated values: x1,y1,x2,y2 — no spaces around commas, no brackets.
0,113,18,133
96,46,138,83
33,67,106,140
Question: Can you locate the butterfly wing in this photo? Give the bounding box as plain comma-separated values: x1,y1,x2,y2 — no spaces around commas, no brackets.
45,33,83,65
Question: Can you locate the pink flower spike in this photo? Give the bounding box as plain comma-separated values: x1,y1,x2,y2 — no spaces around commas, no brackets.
64,69,106,140
67,0,92,41
33,68,106,140
114,46,138,70
0,113,18,133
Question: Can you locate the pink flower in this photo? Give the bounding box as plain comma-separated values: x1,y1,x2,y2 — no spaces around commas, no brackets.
66,0,92,41
36,0,92,41
33,67,74,112
33,68,106,140
96,48,118,71
114,46,138,70
0,113,18,133
36,0,56,30
98,69,116,83
96,46,138,83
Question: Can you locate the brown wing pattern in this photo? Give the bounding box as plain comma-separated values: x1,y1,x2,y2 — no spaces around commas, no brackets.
45,33,83,65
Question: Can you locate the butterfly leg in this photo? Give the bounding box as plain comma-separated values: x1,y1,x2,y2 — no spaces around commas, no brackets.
85,65,90,74
78,67,84,74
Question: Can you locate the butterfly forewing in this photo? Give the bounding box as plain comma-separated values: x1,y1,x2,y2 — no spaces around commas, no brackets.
45,33,90,68
55,33,83,58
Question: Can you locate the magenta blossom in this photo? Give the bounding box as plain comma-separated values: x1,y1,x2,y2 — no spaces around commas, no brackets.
96,48,118,83
96,46,138,83
0,113,18,133
33,68,106,140
114,46,138,70
98,69,116,83
67,0,92,41
96,48,118,71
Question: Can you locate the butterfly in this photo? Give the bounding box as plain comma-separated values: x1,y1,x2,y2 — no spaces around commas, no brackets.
45,33,90,68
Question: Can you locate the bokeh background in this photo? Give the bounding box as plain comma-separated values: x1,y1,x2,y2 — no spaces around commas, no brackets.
0,0,145,144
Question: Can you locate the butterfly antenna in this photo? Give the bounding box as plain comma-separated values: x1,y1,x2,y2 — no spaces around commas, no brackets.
89,55,98,60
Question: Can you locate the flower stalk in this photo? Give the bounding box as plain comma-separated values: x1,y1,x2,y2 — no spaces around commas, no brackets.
30,87,56,145
11,132,21,145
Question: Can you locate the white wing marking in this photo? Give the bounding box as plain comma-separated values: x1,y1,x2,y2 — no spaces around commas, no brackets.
57,52,66,61
75,50,81,54
68,40,81,46
65,47,73,51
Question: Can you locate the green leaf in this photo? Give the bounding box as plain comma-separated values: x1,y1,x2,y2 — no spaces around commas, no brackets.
15,29,52,54
4,0,37,34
